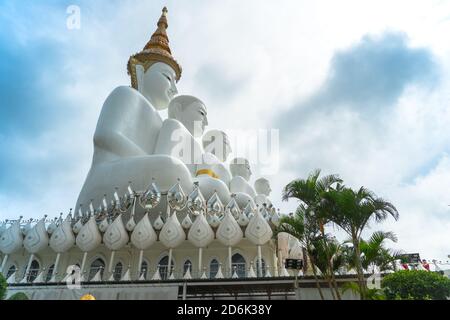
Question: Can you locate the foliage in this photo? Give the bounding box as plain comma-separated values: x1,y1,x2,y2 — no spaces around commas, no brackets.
279,170,343,299
318,186,399,299
7,292,29,300
0,272,7,300
310,235,346,276
344,231,403,273
382,270,450,300
341,281,386,300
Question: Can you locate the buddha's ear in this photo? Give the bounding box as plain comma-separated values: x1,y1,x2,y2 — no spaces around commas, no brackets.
168,101,182,120
175,101,184,118
135,64,145,91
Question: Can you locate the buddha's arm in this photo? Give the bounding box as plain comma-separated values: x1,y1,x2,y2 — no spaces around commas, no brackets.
92,86,152,162
94,129,147,159
154,119,188,158
229,177,242,193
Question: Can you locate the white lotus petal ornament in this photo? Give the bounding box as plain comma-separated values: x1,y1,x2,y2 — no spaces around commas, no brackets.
103,214,129,251
24,217,49,254
49,214,75,253
181,214,193,229
21,220,32,236
208,213,221,228
187,213,214,248
47,218,58,235
131,213,157,250
0,219,23,254
216,209,243,247
72,218,83,234
153,213,165,231
76,216,102,252
98,217,109,233
125,215,136,232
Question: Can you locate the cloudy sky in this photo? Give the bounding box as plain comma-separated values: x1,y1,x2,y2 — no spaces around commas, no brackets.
1,0,449,261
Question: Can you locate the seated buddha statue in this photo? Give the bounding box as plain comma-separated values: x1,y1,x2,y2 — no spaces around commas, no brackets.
193,130,233,205
229,158,256,210
201,130,233,186
154,95,207,177
254,178,273,208
75,8,193,213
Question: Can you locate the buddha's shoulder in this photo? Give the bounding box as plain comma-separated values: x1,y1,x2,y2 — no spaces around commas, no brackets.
160,118,190,134
102,86,154,111
230,176,247,184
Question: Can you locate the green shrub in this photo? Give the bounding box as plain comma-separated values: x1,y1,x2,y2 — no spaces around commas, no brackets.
8,292,29,300
0,272,7,300
382,270,450,300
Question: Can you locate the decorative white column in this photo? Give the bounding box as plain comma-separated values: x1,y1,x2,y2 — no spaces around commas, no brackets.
1,254,8,273
49,253,61,282
198,247,203,278
80,252,88,281
22,253,34,283
257,245,263,277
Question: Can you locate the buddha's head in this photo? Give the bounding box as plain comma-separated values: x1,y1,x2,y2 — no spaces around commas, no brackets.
230,158,252,181
168,95,208,137
202,130,232,162
127,7,182,110
254,178,271,196
135,62,178,109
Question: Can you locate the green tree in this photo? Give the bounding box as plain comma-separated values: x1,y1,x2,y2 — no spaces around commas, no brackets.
0,272,7,300
8,292,29,300
277,206,323,299
319,186,399,299
382,270,450,300
280,169,342,299
345,231,402,273
309,235,346,299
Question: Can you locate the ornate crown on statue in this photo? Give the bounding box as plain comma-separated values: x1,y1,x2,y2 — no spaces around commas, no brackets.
127,7,182,89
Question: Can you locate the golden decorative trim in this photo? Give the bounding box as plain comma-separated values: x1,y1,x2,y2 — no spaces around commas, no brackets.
196,169,219,179
127,7,182,89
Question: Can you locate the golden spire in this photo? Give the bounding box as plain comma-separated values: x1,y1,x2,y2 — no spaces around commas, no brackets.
127,7,182,89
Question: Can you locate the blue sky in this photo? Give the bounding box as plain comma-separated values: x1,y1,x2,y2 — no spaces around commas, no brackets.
0,0,449,261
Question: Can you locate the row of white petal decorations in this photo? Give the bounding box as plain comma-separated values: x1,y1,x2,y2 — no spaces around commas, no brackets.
0,179,280,280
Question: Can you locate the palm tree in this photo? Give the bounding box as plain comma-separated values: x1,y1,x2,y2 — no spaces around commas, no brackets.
309,235,346,299
358,231,402,273
277,205,326,300
281,169,342,299
319,187,399,299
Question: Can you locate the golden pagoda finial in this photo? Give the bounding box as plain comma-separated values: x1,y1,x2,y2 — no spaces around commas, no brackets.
127,7,182,89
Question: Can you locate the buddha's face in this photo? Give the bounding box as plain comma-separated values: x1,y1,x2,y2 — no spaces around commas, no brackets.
230,161,252,181
203,131,232,162
255,180,272,196
139,62,178,110
170,96,208,137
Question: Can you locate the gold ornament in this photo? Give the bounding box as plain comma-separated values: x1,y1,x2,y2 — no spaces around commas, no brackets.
196,169,219,179
127,7,182,89
80,293,96,300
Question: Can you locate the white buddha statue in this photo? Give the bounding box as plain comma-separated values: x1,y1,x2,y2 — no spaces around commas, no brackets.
76,8,193,213
192,130,233,204
202,130,233,186
229,158,256,209
154,95,207,176
254,178,273,208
